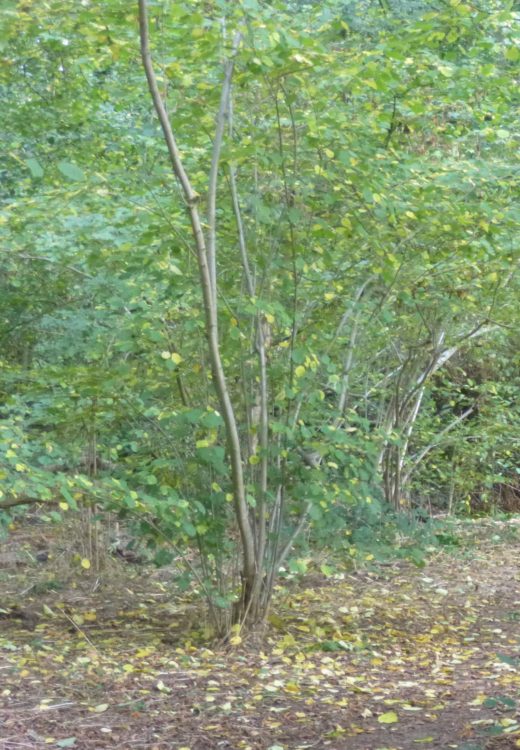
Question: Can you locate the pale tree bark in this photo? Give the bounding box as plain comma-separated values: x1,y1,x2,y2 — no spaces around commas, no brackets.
228,94,272,618
377,322,495,507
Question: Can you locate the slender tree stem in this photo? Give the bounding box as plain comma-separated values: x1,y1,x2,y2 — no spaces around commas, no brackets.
138,0,257,601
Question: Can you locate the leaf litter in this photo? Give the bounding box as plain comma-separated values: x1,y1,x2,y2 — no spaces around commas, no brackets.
0,520,518,750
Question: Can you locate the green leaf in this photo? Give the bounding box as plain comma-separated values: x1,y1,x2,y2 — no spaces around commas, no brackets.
57,161,85,181
319,639,351,652
195,445,226,473
153,549,174,567
182,521,197,538
496,654,519,668
59,485,78,510
320,564,334,577
56,739,77,748
26,158,44,178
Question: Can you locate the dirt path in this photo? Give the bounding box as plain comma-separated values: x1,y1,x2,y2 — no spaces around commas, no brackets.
0,521,519,749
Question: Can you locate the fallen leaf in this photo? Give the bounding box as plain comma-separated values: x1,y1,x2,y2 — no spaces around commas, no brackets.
378,711,399,724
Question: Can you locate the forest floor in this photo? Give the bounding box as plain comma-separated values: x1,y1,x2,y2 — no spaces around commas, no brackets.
0,517,519,750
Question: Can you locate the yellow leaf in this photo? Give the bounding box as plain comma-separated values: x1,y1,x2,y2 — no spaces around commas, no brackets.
156,679,171,693
122,663,134,673
80,558,91,570
265,313,275,324
294,365,306,378
83,611,97,622
499,718,518,727
171,352,183,365
378,711,398,724
59,502,69,511
92,703,109,713
160,351,171,359
229,635,242,646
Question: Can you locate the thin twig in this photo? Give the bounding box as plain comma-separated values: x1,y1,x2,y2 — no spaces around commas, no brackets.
57,607,99,652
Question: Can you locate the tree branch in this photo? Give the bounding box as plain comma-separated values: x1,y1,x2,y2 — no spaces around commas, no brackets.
403,404,476,486
207,31,242,309
0,495,47,511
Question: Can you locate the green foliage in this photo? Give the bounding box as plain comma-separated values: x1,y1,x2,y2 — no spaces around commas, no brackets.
0,0,518,619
